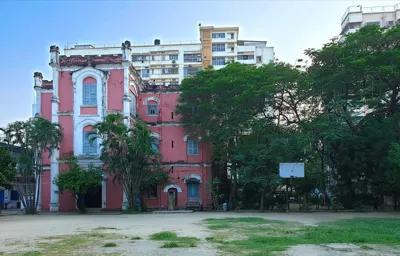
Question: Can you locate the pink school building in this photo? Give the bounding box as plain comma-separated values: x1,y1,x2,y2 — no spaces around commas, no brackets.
32,42,212,212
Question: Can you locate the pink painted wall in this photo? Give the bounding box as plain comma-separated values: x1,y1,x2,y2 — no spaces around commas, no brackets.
41,93,53,165
58,163,77,212
59,116,74,158
41,170,51,211
41,93,52,121
137,93,181,123
149,126,211,164
59,71,73,112
106,174,123,209
83,77,96,84
142,166,212,209
107,70,124,111
80,106,97,115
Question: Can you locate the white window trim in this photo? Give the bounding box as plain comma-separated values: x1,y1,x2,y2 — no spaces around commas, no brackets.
74,119,103,156
163,184,183,192
72,67,105,157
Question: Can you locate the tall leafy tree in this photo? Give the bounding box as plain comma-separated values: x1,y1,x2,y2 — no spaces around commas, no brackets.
177,62,313,208
0,146,16,189
91,114,164,210
0,117,62,214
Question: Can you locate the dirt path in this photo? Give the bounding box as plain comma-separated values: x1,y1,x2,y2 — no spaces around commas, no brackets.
1,212,399,255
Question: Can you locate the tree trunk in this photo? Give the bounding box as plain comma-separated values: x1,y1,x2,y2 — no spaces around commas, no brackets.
77,194,86,213
228,173,237,209
259,189,265,212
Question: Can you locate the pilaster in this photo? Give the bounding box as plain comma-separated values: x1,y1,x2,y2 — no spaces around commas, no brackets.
33,72,43,117
121,41,132,208
49,45,60,212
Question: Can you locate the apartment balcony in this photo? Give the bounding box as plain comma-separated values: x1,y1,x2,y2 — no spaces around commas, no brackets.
141,83,180,93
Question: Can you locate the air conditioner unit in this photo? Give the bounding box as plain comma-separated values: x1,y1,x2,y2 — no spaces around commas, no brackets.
196,58,202,62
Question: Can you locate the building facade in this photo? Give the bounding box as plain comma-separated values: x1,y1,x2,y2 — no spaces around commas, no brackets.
63,25,275,86
32,25,274,212
341,3,400,35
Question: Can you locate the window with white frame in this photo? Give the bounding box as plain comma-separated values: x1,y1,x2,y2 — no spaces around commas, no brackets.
83,131,97,154
169,55,178,60
237,55,254,60
212,43,225,52
212,57,225,66
212,33,225,38
83,83,97,105
140,69,150,78
187,139,199,155
147,104,158,115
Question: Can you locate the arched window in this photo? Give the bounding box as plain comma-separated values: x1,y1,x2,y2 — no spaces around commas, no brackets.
83,77,97,106
83,125,97,154
151,132,160,153
151,140,159,152
146,100,158,116
187,138,199,156
187,179,200,198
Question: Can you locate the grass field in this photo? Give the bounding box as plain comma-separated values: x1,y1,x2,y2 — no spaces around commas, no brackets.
204,217,400,256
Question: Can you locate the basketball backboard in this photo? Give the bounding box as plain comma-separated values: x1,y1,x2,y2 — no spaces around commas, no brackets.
279,163,304,178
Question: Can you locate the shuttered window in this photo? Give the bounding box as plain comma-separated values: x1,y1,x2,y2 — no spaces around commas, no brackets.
187,139,199,155
83,83,97,105
83,131,97,154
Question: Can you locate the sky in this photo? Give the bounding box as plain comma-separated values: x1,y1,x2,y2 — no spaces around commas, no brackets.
0,0,397,127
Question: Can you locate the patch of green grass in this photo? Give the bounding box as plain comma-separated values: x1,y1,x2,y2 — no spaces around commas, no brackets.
360,244,373,250
103,242,117,248
18,252,42,256
204,218,400,255
150,231,178,240
131,236,142,240
161,242,180,248
87,232,106,238
94,227,117,231
150,231,200,248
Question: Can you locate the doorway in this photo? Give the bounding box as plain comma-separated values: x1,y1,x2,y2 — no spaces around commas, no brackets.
168,188,177,210
84,186,102,208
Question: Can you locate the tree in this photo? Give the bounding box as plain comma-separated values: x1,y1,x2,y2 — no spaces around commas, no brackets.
0,117,62,214
306,25,400,133
305,25,400,208
177,62,314,208
53,157,104,213
91,114,163,210
0,146,16,189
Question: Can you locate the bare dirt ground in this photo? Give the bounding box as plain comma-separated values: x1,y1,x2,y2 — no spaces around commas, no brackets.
1,211,400,255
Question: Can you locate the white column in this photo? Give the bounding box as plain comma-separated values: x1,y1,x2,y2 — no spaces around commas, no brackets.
34,88,41,116
36,175,42,212
121,43,131,209
49,64,60,212
102,178,107,209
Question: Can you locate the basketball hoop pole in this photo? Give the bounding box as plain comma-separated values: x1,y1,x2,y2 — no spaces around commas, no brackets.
286,176,294,213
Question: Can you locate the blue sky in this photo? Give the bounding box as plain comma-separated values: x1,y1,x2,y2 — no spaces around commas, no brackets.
0,0,396,126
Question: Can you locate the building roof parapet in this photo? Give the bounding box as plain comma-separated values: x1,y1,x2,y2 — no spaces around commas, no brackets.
59,54,123,67
342,4,399,24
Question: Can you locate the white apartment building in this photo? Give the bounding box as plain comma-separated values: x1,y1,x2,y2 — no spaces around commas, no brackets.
64,25,275,86
341,3,400,35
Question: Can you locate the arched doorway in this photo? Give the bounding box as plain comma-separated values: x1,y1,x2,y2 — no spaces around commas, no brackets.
167,188,177,210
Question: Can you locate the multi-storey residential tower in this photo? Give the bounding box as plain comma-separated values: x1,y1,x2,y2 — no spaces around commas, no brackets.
341,3,400,35
64,25,275,86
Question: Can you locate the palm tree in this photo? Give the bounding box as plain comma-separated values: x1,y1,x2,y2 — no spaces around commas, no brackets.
0,117,63,214
90,114,162,210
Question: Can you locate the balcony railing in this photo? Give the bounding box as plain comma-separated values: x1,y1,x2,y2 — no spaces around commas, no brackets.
141,84,180,93
342,5,399,23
